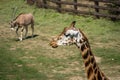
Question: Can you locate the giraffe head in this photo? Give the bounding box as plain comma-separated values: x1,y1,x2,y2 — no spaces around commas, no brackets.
50,21,87,48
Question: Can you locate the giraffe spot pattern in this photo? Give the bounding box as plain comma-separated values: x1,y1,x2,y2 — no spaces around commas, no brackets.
92,76,96,80
93,62,97,69
97,71,102,80
87,67,93,79
85,58,90,67
91,56,95,64
81,44,85,51
83,50,89,59
94,68,98,74
89,50,93,56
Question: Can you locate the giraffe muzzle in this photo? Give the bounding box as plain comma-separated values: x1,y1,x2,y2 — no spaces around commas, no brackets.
50,41,58,48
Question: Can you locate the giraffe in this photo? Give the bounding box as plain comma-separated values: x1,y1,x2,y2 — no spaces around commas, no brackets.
50,21,109,80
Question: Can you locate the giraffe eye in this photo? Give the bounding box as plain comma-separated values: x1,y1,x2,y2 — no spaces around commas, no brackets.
64,33,70,37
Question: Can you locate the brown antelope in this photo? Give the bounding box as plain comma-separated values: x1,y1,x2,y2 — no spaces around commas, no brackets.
9,13,34,41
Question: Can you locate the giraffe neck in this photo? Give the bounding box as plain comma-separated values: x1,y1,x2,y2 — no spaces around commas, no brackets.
76,42,109,80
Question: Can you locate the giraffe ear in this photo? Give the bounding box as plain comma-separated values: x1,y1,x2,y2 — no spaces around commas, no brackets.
70,21,76,28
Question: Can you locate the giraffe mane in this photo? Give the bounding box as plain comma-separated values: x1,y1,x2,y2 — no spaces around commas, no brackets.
79,29,91,48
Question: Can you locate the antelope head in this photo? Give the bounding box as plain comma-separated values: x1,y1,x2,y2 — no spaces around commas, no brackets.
9,21,17,30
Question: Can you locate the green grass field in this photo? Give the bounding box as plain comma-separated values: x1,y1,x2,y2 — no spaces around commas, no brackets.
0,0,120,80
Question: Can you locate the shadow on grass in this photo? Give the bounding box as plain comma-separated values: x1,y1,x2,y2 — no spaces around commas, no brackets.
26,34,39,39
15,34,39,41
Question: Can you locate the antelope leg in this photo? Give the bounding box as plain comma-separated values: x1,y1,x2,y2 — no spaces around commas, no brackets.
31,23,34,37
16,27,19,37
24,26,28,38
19,27,24,41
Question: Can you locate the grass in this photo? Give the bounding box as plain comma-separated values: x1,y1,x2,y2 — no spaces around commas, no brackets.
0,0,120,80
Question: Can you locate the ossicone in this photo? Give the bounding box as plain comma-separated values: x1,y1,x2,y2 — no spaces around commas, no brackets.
72,21,76,24
70,21,76,27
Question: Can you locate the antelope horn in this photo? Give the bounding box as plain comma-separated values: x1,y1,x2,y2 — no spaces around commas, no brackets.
12,7,18,20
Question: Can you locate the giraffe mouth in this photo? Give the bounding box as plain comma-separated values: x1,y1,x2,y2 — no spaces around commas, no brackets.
49,41,58,48
52,45,58,48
